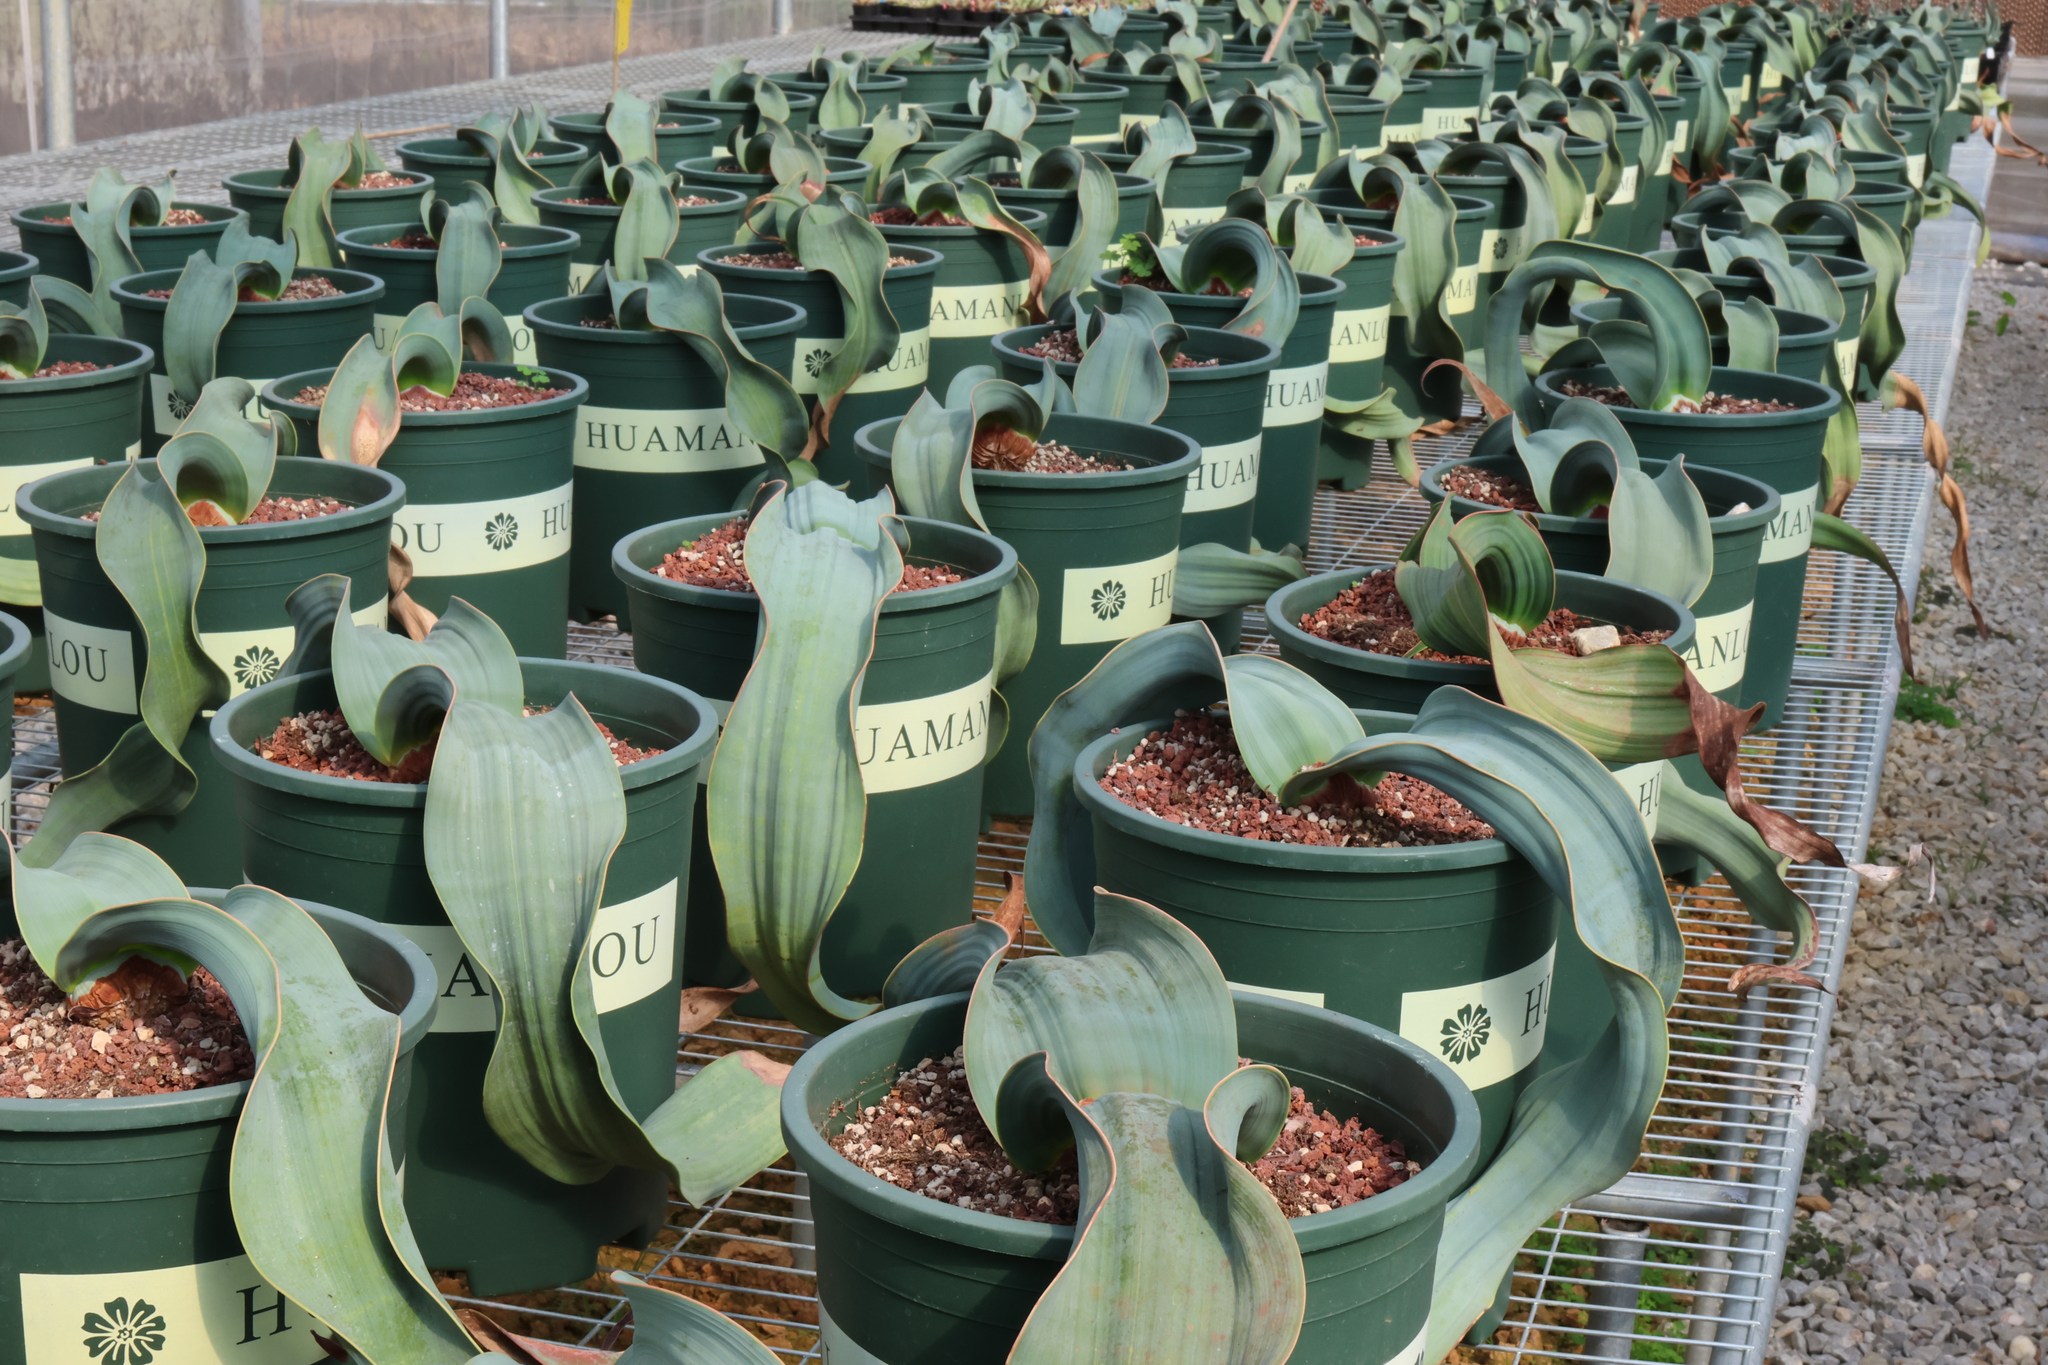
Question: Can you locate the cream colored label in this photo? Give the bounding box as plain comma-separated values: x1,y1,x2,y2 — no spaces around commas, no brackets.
1160,203,1227,237
1479,224,1526,273
0,457,95,543
1227,979,1327,1007
1183,434,1261,514
1738,75,1754,103
1426,105,1474,136
1264,362,1328,427
1119,111,1161,131
1679,600,1754,695
1330,304,1391,364
854,670,994,794
151,373,270,436
587,879,680,1013
1723,83,1744,109
21,1254,317,1362
44,609,139,715
375,312,538,365
928,280,1031,339
790,328,930,396
1666,119,1693,162
1072,131,1122,146
1610,759,1663,836
1398,944,1555,1091
569,259,601,292
1835,336,1859,384
574,404,763,474
1962,55,1981,84
396,923,498,1032
1058,548,1177,645
1759,482,1818,564
1445,263,1480,316
1576,193,1597,236
1907,152,1927,184
1381,120,1426,144
202,599,388,700
1609,163,1640,207
393,481,574,577
1761,63,1785,90
1951,56,1981,107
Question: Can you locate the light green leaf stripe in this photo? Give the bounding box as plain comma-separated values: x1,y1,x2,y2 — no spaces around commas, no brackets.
707,481,902,1033
425,699,789,1205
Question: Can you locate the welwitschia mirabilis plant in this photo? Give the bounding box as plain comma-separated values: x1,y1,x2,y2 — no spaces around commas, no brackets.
1018,621,1682,1354
280,126,392,268
456,105,554,224
160,221,299,416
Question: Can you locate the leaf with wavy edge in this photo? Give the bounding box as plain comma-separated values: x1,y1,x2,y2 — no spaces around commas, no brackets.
11,832,188,984
0,290,49,378
1436,139,1562,274
601,89,661,167
19,469,229,868
1653,771,1819,992
1072,305,1176,424
788,194,901,454
28,274,116,339
1719,294,1781,372
281,128,357,269
881,873,1028,1008
1812,510,1915,677
156,378,279,523
1161,216,1301,348
1605,457,1713,608
319,334,406,466
1269,688,1680,1355
1022,623,1362,952
331,594,522,767
432,193,507,319
426,698,790,1202
855,109,934,205
639,260,810,468
1172,540,1306,618
1124,102,1200,184
1029,147,1121,305
892,169,1051,323
707,481,902,1032
457,118,553,224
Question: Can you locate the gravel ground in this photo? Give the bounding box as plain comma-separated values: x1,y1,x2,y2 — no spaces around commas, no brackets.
1774,260,2048,1363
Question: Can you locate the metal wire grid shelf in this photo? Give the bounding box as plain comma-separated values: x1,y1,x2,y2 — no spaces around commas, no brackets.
0,88,1994,1360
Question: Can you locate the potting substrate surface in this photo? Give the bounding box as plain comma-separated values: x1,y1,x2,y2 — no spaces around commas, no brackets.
0,44,2001,1363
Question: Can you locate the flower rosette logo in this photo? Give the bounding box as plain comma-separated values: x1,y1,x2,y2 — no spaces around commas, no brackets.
484,512,520,552
1090,580,1126,621
1438,1002,1492,1066
80,1297,168,1365
232,644,282,691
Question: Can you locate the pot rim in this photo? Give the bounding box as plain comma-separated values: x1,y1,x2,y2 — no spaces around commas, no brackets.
1532,363,1843,425
209,657,720,805
0,334,154,393
111,265,386,314
17,456,405,545
524,290,804,343
658,87,822,111
1091,270,1347,308
333,222,581,260
547,108,723,134
1418,451,1783,536
394,135,587,167
258,361,591,429
222,167,432,199
612,511,1019,615
1098,142,1254,171
0,896,437,1131
697,241,943,282
854,412,1202,492
10,202,245,234
865,204,1050,236
0,610,29,680
0,249,37,281
675,155,871,182
530,183,749,218
782,989,1484,1258
988,321,1281,381
1569,295,1840,345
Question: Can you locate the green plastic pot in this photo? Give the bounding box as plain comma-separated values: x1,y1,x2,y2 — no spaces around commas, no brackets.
675,153,870,194
18,457,402,887
392,135,587,195
1681,211,1850,256
1314,22,1358,61
614,514,1016,996
1413,63,1490,139
1049,80,1131,145
926,100,1081,148
1106,68,1177,128
1074,709,1556,1162
871,204,1049,395
0,612,27,879
527,291,803,619
787,988,1481,1365
113,266,382,458
1847,179,1917,242
1378,77,1433,145
658,85,819,138
1092,271,1343,552
1099,141,1253,238
1188,114,1329,192
1533,364,1840,730
816,126,975,167
768,69,911,108
222,166,434,247
0,334,153,692
855,412,1197,816
1326,95,1389,157
0,250,31,307
532,184,746,293
1571,295,1840,386
7,202,245,291
1419,453,1778,704
1719,41,1759,119
334,221,577,365
0,896,434,1365
1493,47,1528,94
546,108,721,166
1307,227,1400,488
1586,111,1651,250
1268,565,1696,713
1201,56,1285,90
261,364,584,658
1559,133,1608,238
1431,169,1506,353
862,55,992,109
1114,15,1169,50
994,171,1155,271
1663,79,1703,217
1886,104,1937,185
1725,145,1906,182
698,243,939,488
208,660,714,1295
1647,247,1874,388
990,322,1280,556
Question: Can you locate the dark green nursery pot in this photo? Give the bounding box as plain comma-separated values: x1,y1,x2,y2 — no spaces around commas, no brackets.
335,221,579,366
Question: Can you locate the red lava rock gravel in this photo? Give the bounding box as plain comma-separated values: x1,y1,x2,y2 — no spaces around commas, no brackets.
0,360,104,380
1297,569,1669,661
1101,710,1495,846
1020,328,1219,368
971,431,1133,474
258,706,661,784
293,370,554,412
1440,463,1544,513
348,171,417,189
141,274,347,303
654,516,970,594
1,940,256,1100
830,1047,1419,1224
81,495,352,527
1560,378,1799,414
